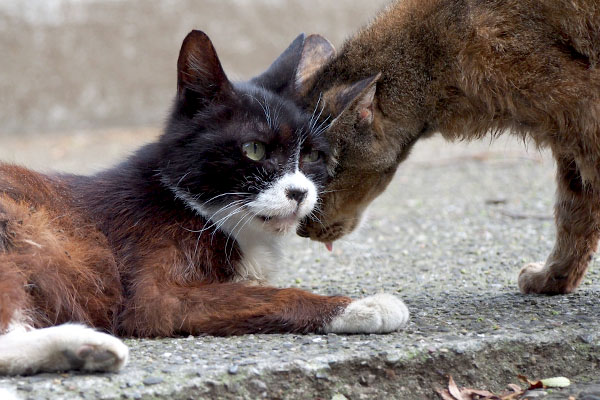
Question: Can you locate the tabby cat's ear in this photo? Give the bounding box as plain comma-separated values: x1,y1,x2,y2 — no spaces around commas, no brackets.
251,33,306,95
177,30,233,114
295,34,336,97
330,73,381,126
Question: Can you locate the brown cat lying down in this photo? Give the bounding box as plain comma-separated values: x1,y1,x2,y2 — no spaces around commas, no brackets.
293,0,600,295
0,31,408,376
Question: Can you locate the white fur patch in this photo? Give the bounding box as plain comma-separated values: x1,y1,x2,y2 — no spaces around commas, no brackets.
4,311,32,334
163,170,318,283
0,324,128,375
247,170,317,220
164,183,281,282
0,388,19,400
324,294,409,334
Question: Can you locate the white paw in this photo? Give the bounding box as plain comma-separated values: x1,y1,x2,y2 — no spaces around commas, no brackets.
47,324,129,373
325,293,409,334
0,388,20,400
0,324,129,374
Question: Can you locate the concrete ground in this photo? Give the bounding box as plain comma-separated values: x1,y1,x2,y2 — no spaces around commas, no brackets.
1,0,599,398
0,129,598,399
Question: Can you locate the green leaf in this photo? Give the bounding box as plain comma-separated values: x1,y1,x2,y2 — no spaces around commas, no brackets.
541,377,571,388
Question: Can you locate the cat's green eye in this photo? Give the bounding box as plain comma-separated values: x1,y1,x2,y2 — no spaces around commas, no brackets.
303,150,321,163
242,141,266,161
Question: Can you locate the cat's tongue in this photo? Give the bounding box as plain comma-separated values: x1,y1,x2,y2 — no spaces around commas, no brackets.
325,242,333,252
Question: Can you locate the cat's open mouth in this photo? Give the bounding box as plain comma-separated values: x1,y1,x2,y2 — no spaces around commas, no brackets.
256,214,300,233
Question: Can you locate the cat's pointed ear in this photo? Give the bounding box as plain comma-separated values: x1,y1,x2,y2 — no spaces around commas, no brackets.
331,73,381,125
251,33,306,95
295,34,337,97
177,30,233,111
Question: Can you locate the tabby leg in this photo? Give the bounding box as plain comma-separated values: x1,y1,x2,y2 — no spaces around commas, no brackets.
519,155,600,294
120,282,409,337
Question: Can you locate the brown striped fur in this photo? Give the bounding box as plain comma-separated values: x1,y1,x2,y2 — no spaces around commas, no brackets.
296,0,600,294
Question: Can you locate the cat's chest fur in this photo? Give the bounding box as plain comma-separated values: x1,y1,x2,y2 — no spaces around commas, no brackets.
178,196,283,283
222,217,282,283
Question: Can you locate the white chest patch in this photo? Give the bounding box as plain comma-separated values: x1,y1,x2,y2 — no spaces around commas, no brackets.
164,169,318,283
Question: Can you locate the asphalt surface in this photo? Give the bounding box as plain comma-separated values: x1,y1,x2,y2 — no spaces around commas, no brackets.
0,130,598,399
2,0,599,398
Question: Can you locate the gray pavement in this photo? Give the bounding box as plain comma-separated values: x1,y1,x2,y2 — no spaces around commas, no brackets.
0,132,598,399
1,1,599,398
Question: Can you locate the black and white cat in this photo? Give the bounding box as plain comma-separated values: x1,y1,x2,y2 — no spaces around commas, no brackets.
0,31,408,377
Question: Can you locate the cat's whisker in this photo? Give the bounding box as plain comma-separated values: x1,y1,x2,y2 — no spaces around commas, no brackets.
177,200,248,234
227,212,259,263
224,208,258,263
314,115,332,137
272,102,283,130
308,93,323,132
262,92,274,130
318,189,342,195
175,172,192,188
209,206,250,247
196,192,251,204
312,100,327,134
207,202,249,233
244,93,271,130
307,209,326,229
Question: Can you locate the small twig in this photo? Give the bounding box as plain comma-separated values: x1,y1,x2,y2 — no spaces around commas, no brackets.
499,210,552,221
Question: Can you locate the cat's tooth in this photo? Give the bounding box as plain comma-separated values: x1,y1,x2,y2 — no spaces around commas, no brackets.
325,242,333,252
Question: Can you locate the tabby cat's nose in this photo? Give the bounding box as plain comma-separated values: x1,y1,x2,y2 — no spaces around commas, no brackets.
286,188,308,204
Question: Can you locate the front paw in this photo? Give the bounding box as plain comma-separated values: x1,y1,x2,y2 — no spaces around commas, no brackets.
49,324,129,372
519,262,547,294
325,293,409,334
519,262,575,295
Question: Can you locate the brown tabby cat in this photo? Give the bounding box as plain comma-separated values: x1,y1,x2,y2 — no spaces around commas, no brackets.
293,0,600,295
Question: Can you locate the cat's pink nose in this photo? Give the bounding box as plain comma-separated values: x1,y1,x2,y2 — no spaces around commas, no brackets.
286,188,307,204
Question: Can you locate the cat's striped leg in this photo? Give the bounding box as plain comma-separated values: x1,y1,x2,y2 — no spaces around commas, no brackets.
120,281,408,336
519,154,600,294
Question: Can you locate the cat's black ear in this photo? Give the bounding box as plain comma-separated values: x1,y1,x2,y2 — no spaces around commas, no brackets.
295,34,337,97
251,33,306,95
177,30,233,113
331,73,381,125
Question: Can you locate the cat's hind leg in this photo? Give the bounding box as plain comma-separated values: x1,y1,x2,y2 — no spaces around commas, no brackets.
1,261,127,375
519,154,600,294
0,324,128,375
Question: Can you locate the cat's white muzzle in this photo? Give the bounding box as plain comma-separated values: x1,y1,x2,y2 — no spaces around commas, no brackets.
248,170,317,234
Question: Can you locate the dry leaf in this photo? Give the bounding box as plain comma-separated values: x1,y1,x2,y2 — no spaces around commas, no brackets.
437,376,526,400
448,376,469,400
461,388,497,398
517,374,544,390
507,384,522,392
436,388,457,400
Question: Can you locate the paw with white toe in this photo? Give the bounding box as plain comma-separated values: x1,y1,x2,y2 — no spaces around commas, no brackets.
325,293,409,334
0,324,129,375
48,324,129,373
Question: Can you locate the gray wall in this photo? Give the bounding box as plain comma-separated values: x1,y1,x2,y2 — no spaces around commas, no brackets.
0,0,390,135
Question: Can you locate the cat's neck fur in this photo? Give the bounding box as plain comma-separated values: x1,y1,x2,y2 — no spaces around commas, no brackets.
67,143,281,284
